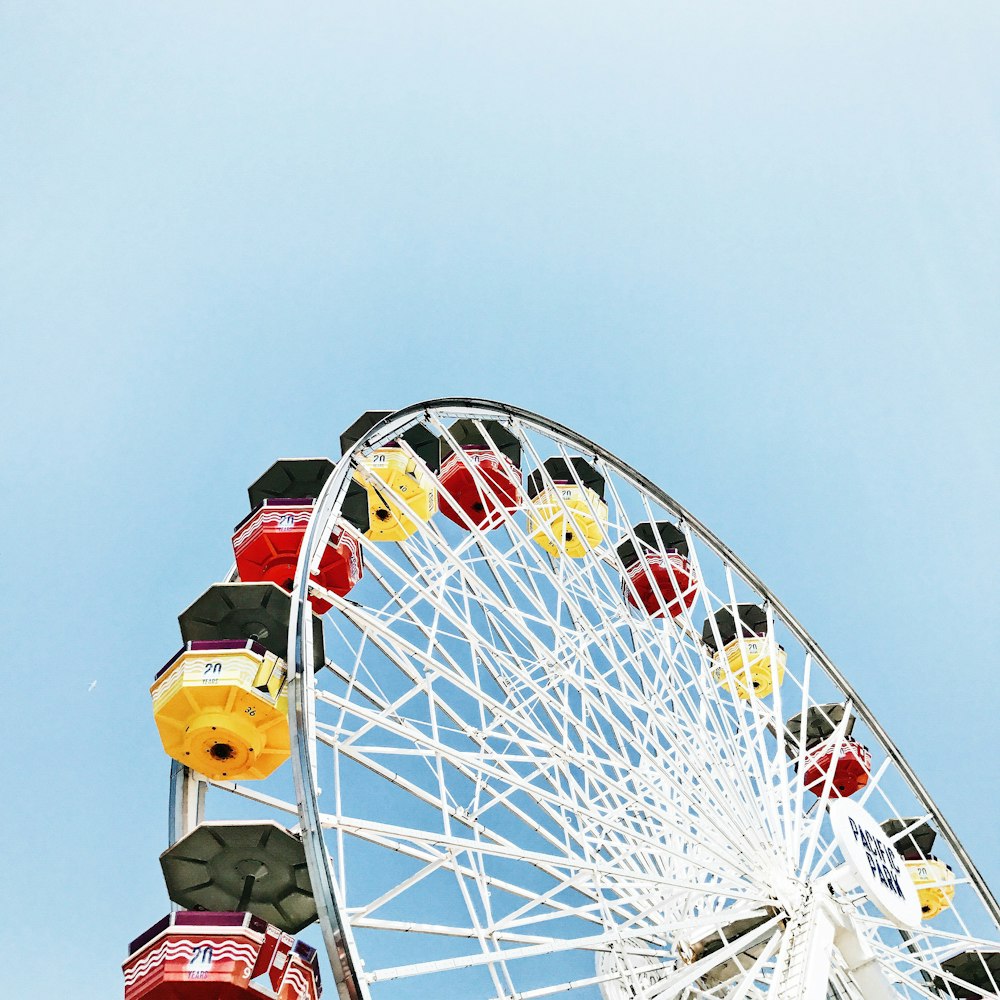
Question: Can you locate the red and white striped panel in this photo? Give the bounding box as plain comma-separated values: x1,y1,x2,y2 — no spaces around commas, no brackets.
124,934,258,1000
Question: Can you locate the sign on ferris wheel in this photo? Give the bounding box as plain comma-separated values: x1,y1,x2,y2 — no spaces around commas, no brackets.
829,798,923,930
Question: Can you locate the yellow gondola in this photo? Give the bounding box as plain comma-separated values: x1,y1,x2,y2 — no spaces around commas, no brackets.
354,448,438,542
712,636,787,699
905,858,956,919
704,604,786,699
340,411,440,543
879,818,956,921
529,486,608,558
151,639,289,781
527,457,608,559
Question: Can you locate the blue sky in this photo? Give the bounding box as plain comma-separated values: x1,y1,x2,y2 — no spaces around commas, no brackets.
2,3,998,996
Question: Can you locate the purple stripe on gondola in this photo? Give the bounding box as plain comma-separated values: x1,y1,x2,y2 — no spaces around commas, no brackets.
128,914,171,954
294,941,322,987
174,910,250,927
294,941,317,961
188,640,263,652
155,647,187,679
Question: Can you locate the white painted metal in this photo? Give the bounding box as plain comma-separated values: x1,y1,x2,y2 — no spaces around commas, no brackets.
169,399,999,1000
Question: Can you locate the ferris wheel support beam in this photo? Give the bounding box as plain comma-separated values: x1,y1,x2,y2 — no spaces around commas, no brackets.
829,904,900,1000
648,916,784,999
167,761,203,846
164,558,237,850
768,891,835,1000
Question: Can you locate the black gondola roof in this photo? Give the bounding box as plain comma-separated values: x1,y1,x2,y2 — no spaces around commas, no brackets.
160,821,317,934
785,703,856,751
880,818,939,860
340,410,440,472
934,950,1000,999
440,418,521,466
248,458,335,508
178,582,324,668
526,457,605,500
617,521,689,568
702,603,769,652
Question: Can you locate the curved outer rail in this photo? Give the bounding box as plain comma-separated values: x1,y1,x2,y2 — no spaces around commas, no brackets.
238,396,997,998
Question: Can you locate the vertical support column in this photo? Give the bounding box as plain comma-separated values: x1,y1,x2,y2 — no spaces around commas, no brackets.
769,888,835,1000
832,910,899,1000
167,761,205,913
168,760,204,846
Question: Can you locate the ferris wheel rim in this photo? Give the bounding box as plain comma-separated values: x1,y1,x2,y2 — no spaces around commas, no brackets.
253,396,1000,999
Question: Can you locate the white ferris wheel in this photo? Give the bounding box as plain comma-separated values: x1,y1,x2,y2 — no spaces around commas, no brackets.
156,399,999,1000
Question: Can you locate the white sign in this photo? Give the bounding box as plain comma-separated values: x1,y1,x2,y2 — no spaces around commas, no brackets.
829,798,921,929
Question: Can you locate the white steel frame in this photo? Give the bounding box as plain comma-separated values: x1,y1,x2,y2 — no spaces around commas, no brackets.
168,399,999,1000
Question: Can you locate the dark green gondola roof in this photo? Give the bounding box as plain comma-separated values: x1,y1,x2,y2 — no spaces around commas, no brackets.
785,703,856,751
526,457,605,500
880,817,939,860
178,582,324,668
702,603,769,652
160,821,317,934
616,521,689,568
440,418,521,466
340,410,440,472
248,458,335,507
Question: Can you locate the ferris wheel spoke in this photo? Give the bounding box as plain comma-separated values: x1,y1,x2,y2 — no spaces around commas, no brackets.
316,718,762,905
801,758,904,884
390,508,764,868
320,713,642,887
493,957,674,1000
204,777,299,818
321,601,772,882
861,940,963,999
799,707,857,875
655,537,788,853
335,823,610,933
695,928,784,1000
363,918,682,987
854,915,1000,960
855,757,895,810
787,649,814,872
319,744,761,941
716,567,785,845
348,917,614,950
759,603,794,864
643,916,785,1000
321,811,768,919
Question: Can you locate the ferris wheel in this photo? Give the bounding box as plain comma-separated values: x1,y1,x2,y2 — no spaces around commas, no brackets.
128,399,999,1000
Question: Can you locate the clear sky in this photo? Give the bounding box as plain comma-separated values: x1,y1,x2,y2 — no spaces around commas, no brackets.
2,3,998,997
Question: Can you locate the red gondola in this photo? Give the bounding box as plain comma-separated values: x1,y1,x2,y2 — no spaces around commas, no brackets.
438,419,522,530
787,704,872,799
123,911,321,1000
233,499,362,614
232,459,368,614
802,737,872,798
617,522,697,619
